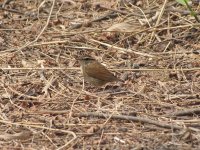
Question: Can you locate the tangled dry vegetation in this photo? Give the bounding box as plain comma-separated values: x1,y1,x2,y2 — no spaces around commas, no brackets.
0,0,200,149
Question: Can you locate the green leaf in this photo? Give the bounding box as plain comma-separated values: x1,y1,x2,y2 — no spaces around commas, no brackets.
176,0,190,5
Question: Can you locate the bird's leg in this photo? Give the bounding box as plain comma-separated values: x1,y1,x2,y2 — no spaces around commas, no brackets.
82,78,85,91
98,84,119,94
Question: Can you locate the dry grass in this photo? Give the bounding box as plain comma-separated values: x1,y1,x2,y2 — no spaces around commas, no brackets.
0,0,200,149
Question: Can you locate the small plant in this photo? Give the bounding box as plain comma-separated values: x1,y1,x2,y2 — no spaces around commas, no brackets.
176,0,200,22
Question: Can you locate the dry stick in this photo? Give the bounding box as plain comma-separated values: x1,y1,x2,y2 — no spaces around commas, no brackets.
90,39,155,57
66,86,112,105
74,112,182,130
42,75,58,96
64,3,197,30
0,7,24,15
0,29,25,31
150,0,168,42
67,86,100,98
117,67,200,71
67,93,81,124
165,108,200,117
1,23,197,54
7,86,39,100
7,85,74,101
0,119,76,148
31,41,103,51
143,7,200,16
69,11,118,30
1,67,200,71
97,5,130,15
164,94,199,101
130,3,151,27
29,110,70,115
41,132,58,148
16,0,55,53
166,8,200,15
38,23,197,37
3,86,25,111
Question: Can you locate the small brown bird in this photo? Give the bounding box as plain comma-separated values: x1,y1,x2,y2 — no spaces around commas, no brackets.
78,56,120,87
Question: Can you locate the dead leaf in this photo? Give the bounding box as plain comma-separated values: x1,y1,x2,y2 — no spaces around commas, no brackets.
60,0,76,5
84,95,90,100
107,22,134,32
37,60,45,68
86,125,100,134
2,93,12,99
107,20,142,32
0,131,33,141
21,60,38,68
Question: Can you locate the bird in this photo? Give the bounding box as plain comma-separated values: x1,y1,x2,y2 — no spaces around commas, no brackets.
77,55,120,88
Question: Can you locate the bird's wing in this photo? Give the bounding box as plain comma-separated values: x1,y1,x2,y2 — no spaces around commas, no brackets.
85,62,118,82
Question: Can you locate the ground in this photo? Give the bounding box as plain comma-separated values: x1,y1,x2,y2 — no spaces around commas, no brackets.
0,0,200,149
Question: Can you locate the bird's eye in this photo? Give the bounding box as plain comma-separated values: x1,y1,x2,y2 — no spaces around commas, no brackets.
84,57,89,60
84,57,92,60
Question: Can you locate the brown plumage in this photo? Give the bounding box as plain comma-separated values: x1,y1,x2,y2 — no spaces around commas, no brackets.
78,56,120,86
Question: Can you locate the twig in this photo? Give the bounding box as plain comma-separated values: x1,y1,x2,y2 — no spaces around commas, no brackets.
144,32,200,48
7,86,39,100
144,8,200,16
67,93,81,123
150,0,168,41
74,112,182,130
96,5,129,15
0,119,76,148
90,39,155,57
29,110,69,115
42,75,58,96
69,11,118,30
164,94,199,100
3,86,25,111
2,23,198,54
1,67,200,71
16,0,55,53
165,108,200,117
0,7,24,15
166,8,200,15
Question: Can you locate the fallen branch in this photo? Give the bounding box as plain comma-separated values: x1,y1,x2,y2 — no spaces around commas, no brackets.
165,108,200,117
74,112,182,130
